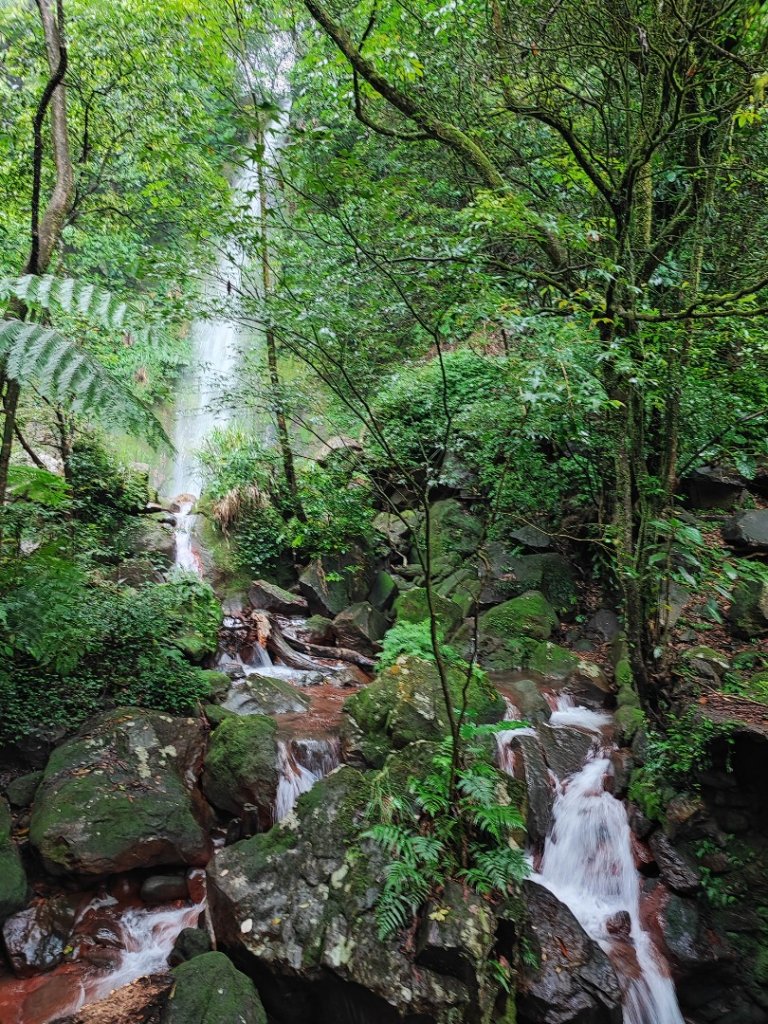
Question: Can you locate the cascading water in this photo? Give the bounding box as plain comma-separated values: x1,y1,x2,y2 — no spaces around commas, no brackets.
501,689,685,1023
275,736,341,820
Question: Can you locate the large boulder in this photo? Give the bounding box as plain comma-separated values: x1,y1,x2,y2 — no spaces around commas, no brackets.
723,510,768,552
471,593,559,671
479,550,577,617
394,587,463,635
497,732,555,846
685,465,746,510
516,881,622,1024
3,893,80,976
656,886,732,973
122,516,176,566
208,764,502,1024
202,715,278,827
422,499,484,581
299,550,373,618
248,580,308,615
647,833,700,895
332,601,388,656
29,709,211,876
342,656,505,768
222,675,310,716
161,951,267,1024
0,799,27,924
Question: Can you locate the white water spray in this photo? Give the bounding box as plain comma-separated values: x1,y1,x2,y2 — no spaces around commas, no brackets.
275,737,341,820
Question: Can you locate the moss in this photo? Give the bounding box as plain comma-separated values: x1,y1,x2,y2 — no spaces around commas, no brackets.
394,587,463,635
198,670,231,702
615,705,645,743
203,715,278,816
164,951,266,1024
617,684,641,709
615,658,633,688
204,704,237,728
344,657,504,764
480,592,558,642
0,799,26,922
528,641,578,677
226,824,298,878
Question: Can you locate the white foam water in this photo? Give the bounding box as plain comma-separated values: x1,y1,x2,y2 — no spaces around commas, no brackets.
275,737,341,820
534,756,684,1023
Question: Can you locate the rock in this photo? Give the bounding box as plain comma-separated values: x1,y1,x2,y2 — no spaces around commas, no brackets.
202,715,278,827
516,881,622,1024
663,793,714,842
208,763,503,1024
140,875,189,904
495,677,552,724
424,499,484,581
585,609,621,643
685,465,746,510
222,675,310,716
480,552,577,617
301,615,334,644
331,602,388,656
659,889,732,972
371,510,417,555
729,567,768,637
393,586,463,635
537,723,595,781
723,510,768,552
248,580,308,615
0,798,26,924
415,880,496,986
500,732,555,846
161,951,266,1024
367,571,398,612
3,894,80,976
647,832,700,894
299,550,372,618
606,910,632,939
509,525,553,551
53,976,173,1023
198,670,231,703
342,656,504,768
682,645,731,680
473,593,559,671
168,926,212,966
204,704,237,728
30,709,211,876
658,581,691,632
123,517,176,566
528,641,578,678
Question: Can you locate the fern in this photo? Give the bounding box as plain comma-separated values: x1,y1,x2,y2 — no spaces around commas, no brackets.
0,319,169,449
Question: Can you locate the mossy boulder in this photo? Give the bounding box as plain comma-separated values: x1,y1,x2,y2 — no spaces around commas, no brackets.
29,708,211,876
681,646,731,680
367,570,398,612
248,579,307,615
122,517,176,567
207,759,502,1024
198,670,231,703
479,550,577,617
332,601,388,656
394,586,463,635
202,715,278,826
0,798,27,924
299,549,373,617
302,614,334,644
528,641,579,677
162,951,266,1024
5,771,42,808
481,592,558,641
420,499,484,582
342,656,504,768
163,580,222,663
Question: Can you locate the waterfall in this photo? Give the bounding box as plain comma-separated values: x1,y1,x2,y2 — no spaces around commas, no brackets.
274,736,341,820
511,695,685,1024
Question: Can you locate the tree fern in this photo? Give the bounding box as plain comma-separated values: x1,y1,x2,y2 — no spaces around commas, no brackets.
0,319,169,448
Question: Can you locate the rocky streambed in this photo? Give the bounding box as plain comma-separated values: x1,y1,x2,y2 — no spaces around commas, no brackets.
0,587,761,1024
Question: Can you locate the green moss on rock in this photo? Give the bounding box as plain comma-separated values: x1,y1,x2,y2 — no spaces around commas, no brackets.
481,592,558,642
394,587,463,635
528,642,578,677
202,715,278,817
0,798,27,923
163,951,266,1024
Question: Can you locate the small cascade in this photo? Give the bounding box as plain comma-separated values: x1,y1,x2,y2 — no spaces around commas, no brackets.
275,736,341,821
508,691,685,1024
172,497,204,575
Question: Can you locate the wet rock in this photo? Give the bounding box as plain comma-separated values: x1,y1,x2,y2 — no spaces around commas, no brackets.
208,762,503,1024
502,733,555,846
627,803,654,840
52,975,173,1024
495,676,552,724
516,881,622,1024
659,890,732,972
161,951,266,1024
222,675,309,716
248,580,307,615
5,771,42,808
0,798,26,924
342,656,504,768
663,793,715,842
299,551,372,618
647,832,700,894
332,601,388,656
140,875,189,904
3,894,80,976
202,714,278,827
394,586,463,635
30,708,211,876
606,910,632,939
168,926,212,966
537,723,595,781
723,510,768,552
474,592,559,671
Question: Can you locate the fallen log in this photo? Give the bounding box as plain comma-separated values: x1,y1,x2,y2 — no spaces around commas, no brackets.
289,637,376,672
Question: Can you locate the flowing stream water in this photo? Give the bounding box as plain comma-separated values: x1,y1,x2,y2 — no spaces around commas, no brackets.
498,689,685,1023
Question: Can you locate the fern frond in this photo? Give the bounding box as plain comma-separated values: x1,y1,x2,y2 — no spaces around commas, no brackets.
0,319,170,449
2,274,132,333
